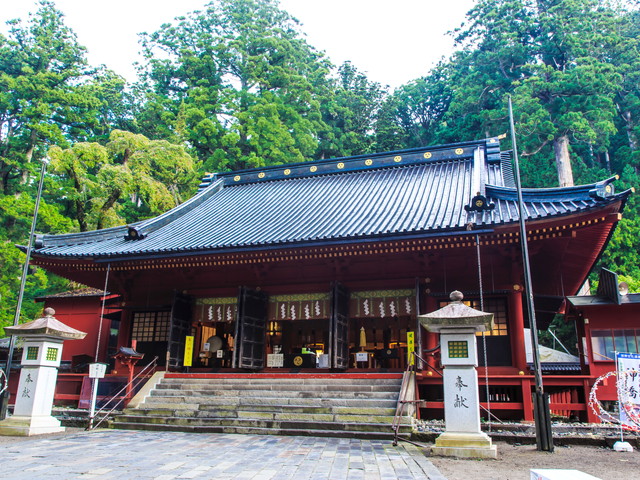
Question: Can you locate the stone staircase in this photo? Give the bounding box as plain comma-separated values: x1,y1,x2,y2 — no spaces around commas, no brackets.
110,373,412,440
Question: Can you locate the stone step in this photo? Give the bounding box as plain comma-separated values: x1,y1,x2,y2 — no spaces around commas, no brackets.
143,396,399,408
156,383,401,392
126,404,396,416
112,414,412,433
111,421,408,441
144,396,399,409
206,404,397,416
112,373,407,440
126,408,403,424
160,377,393,384
150,389,398,400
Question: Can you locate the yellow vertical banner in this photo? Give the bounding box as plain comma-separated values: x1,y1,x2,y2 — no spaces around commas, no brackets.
183,335,194,367
407,331,415,365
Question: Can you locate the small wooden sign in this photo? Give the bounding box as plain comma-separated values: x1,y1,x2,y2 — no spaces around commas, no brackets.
183,336,194,367
407,331,415,365
267,353,284,367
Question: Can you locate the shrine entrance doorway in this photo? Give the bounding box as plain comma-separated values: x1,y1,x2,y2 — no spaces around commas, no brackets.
189,287,418,372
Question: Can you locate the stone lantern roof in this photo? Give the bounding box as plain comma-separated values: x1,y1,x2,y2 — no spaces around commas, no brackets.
419,291,494,333
4,308,87,340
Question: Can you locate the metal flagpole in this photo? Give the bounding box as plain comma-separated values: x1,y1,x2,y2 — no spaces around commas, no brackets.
0,157,49,420
88,263,111,430
508,96,554,452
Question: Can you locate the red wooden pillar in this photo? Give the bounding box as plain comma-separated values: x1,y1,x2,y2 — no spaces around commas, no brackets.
584,378,599,423
510,288,532,421
509,288,528,372
424,295,439,370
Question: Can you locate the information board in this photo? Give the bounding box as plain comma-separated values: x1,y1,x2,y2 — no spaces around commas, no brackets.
616,352,640,428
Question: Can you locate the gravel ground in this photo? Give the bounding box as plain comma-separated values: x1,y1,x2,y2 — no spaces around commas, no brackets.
428,442,640,480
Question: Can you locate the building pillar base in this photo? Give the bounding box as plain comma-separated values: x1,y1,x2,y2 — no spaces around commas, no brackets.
431,431,497,459
0,415,65,436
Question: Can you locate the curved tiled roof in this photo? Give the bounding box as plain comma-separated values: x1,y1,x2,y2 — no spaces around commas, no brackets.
32,138,630,260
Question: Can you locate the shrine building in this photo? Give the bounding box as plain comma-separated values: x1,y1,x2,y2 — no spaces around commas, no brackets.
27,137,631,422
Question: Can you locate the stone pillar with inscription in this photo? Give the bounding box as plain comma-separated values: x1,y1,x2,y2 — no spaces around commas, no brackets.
419,291,497,459
0,308,86,436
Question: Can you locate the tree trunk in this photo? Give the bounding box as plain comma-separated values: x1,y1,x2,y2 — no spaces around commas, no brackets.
20,130,38,187
622,110,638,151
553,135,574,187
96,189,121,230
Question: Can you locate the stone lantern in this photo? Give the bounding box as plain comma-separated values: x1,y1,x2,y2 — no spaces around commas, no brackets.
419,291,497,458
0,308,86,436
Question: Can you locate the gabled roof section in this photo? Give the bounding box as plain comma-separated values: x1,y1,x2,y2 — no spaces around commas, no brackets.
31,138,631,260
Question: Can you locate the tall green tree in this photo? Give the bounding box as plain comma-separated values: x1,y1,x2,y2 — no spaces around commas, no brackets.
317,61,386,158
135,0,332,172
608,9,640,174
49,130,198,231
0,0,103,195
446,0,626,187
376,64,452,151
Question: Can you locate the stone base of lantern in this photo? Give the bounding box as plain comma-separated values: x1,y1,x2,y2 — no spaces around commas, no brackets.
430,431,497,459
0,414,65,436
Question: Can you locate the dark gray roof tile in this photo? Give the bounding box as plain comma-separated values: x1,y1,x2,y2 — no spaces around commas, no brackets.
32,139,630,260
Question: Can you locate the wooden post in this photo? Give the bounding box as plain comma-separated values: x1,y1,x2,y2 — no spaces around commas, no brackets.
509,289,528,372
425,296,439,369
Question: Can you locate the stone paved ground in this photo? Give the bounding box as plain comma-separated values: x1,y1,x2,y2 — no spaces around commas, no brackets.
0,429,446,480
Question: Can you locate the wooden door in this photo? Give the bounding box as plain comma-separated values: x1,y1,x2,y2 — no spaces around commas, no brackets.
330,282,350,369
167,292,192,370
233,287,268,370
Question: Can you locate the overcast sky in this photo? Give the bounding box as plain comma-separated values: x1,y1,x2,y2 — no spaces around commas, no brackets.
1,0,476,89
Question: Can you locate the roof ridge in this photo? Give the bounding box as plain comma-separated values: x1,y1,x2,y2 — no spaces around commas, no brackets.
37,178,226,248
129,178,224,240
201,138,497,187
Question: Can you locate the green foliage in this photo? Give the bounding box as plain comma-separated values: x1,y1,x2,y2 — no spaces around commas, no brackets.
0,0,103,196
134,0,332,171
3,0,640,332
538,315,579,356
376,65,452,151
318,61,386,158
49,130,198,230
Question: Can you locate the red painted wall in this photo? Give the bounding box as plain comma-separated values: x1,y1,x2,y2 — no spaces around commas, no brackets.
576,302,640,401
41,296,111,363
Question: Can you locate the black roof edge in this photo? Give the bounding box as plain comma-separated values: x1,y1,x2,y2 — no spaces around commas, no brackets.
85,227,497,264
596,268,622,304
215,137,496,179
129,178,224,240
486,176,625,201
36,178,225,248
567,293,640,306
